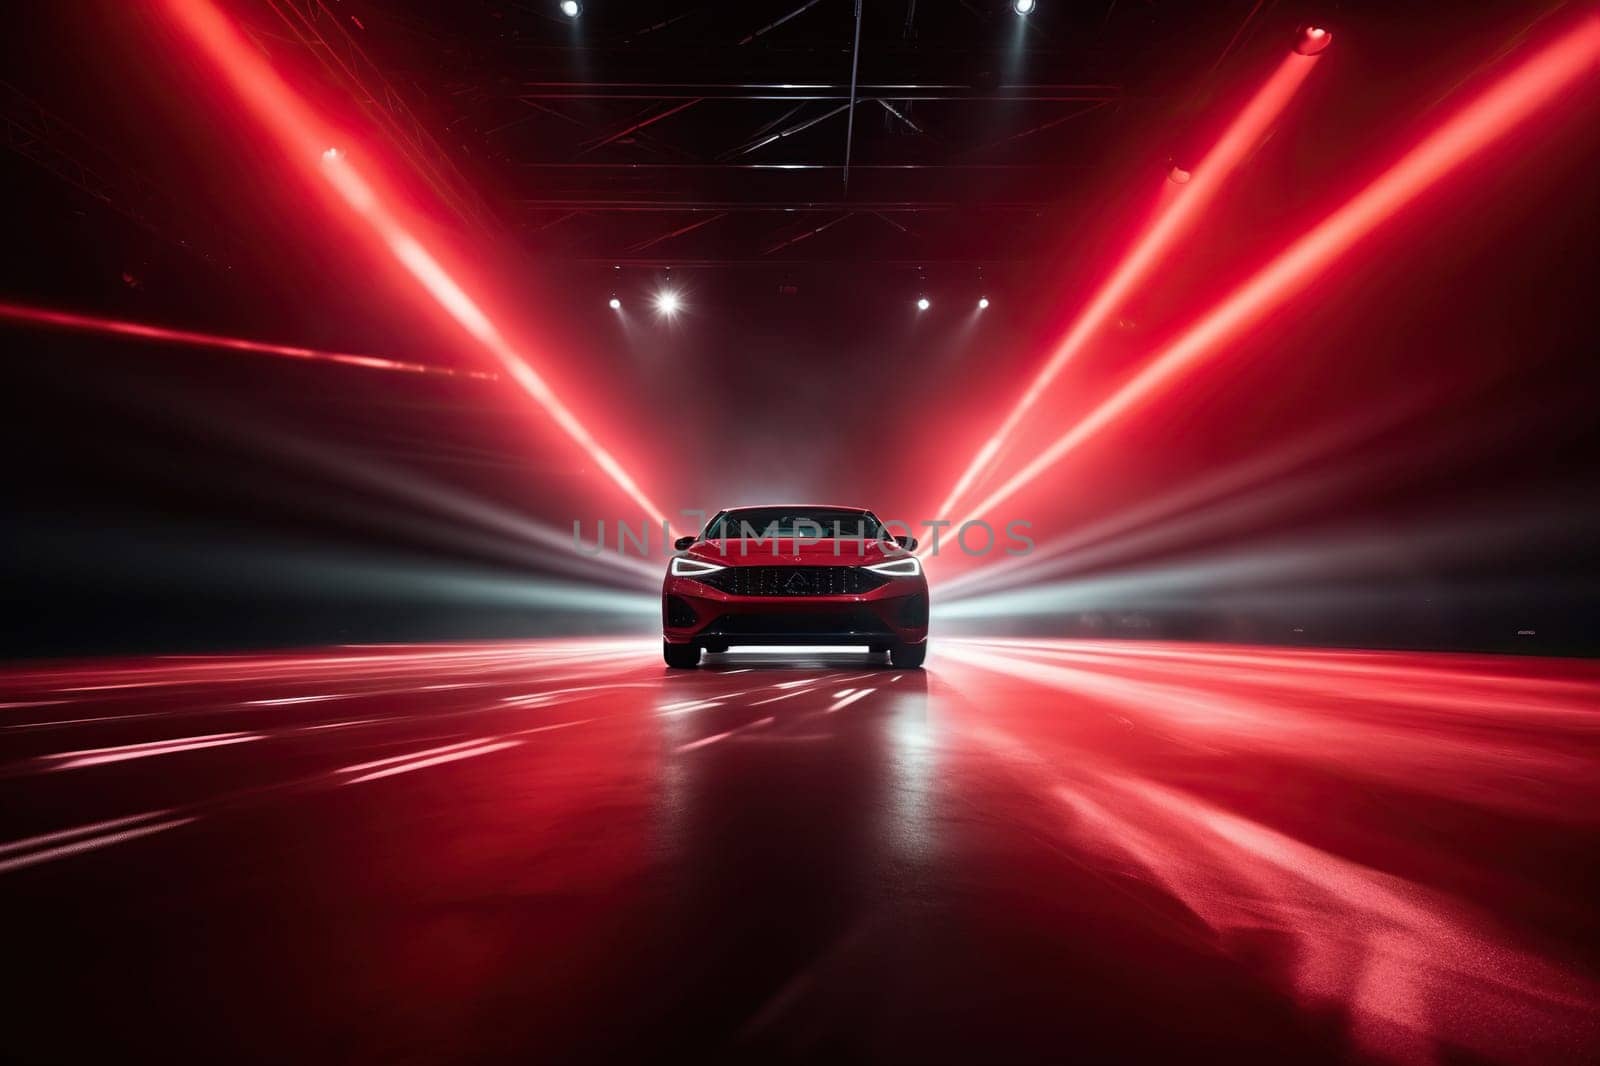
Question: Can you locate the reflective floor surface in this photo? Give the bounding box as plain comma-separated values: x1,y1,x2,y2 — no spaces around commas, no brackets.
2,638,1597,1063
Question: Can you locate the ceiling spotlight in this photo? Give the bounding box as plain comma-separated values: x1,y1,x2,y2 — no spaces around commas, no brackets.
977,297,990,309
1295,24,1333,56
558,0,581,18
917,296,931,311
1167,164,1192,185
321,147,341,163
608,295,621,310
1013,0,1037,14
655,290,682,316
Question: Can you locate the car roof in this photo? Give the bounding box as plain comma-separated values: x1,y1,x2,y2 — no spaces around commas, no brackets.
718,504,872,513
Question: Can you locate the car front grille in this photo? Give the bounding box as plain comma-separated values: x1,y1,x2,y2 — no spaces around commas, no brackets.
694,565,890,597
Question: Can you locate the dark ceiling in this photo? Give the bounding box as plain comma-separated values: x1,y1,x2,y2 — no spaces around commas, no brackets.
2,0,1568,289
266,0,1311,266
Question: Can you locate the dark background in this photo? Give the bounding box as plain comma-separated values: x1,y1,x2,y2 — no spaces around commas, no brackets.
2,0,1597,657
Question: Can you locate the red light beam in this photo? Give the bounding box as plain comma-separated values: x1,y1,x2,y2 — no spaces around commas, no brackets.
161,0,670,528
0,299,494,381
933,51,1323,520
953,18,1600,535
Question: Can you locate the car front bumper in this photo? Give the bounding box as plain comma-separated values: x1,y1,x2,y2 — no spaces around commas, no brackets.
662,575,928,647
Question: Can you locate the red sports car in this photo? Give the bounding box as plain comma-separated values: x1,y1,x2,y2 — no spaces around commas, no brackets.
662,505,928,669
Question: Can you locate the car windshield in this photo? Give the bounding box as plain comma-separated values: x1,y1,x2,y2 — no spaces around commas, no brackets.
703,509,883,541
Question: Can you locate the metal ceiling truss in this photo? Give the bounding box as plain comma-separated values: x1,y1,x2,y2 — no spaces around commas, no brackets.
0,80,237,266
239,2,1125,265
255,0,499,235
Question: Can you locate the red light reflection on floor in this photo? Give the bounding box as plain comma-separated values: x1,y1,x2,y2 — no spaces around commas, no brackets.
0,638,1595,1062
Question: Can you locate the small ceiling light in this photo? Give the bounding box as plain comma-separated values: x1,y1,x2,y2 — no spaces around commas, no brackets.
559,0,581,18
1167,164,1192,184
917,296,931,311
1013,0,1037,14
977,297,990,310
321,147,342,163
608,295,621,310
1295,24,1333,56
655,289,682,316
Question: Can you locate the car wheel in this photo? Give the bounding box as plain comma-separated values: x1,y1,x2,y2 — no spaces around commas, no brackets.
889,642,926,669
663,641,701,669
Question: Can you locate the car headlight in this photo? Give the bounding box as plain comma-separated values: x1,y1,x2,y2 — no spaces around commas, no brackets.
865,556,922,578
670,556,726,577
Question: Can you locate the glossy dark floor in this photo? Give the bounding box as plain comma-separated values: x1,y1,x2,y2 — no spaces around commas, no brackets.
2,639,1597,1064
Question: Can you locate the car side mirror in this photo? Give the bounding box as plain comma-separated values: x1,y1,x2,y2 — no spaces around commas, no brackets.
893,535,918,551
673,535,697,551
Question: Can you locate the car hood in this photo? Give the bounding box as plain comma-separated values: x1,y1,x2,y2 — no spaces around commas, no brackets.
684,538,908,567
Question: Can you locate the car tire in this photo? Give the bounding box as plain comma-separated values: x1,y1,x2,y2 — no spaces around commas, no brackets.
889,642,926,669
663,641,701,669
